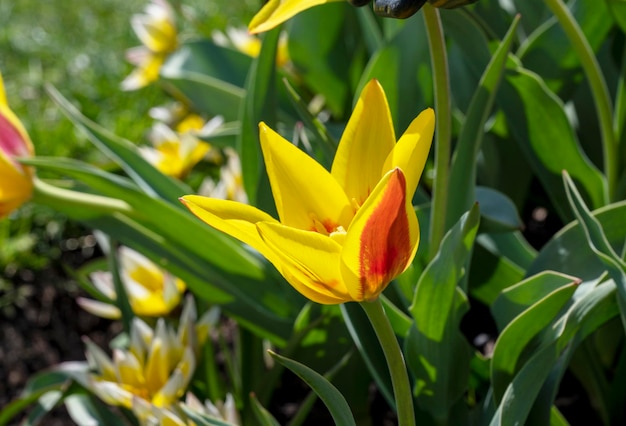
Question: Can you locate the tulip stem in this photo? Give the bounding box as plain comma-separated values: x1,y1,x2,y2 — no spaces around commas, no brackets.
543,0,616,201
423,4,451,260
360,299,415,426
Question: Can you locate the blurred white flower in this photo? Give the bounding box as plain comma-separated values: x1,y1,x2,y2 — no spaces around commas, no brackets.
77,246,186,319
84,297,218,422
122,0,178,90
139,115,224,179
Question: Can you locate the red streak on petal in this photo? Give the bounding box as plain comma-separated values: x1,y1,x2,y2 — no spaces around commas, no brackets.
0,113,29,159
358,170,412,300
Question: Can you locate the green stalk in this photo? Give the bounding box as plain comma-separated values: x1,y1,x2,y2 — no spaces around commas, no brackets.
32,178,133,216
544,0,616,201
360,299,415,426
423,4,451,260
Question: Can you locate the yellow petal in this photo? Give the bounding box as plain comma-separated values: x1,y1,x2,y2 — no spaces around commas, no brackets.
248,0,341,34
0,95,34,218
259,122,353,232
180,195,279,262
341,168,419,301
257,222,351,304
0,72,7,106
382,108,435,197
331,80,396,206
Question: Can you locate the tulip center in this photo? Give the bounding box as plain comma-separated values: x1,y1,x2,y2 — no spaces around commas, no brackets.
311,214,347,244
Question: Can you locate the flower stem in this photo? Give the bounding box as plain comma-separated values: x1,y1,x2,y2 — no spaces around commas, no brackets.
423,4,451,260
544,0,616,201
360,299,415,426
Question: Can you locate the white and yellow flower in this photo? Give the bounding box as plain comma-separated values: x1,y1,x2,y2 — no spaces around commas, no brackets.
77,246,186,319
139,116,223,179
122,0,179,90
84,297,217,421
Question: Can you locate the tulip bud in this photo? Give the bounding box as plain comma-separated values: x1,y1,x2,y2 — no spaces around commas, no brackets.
373,0,427,18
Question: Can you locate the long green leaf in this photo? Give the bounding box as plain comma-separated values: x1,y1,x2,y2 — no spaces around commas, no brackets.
563,172,626,328
269,351,356,426
238,28,280,206
405,204,480,421
498,65,607,221
47,85,191,204
445,15,520,228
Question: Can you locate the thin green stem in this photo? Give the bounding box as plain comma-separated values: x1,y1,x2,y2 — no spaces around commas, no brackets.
360,299,415,426
423,4,451,260
544,0,616,201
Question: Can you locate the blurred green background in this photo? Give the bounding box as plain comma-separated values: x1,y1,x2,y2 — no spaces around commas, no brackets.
0,0,257,305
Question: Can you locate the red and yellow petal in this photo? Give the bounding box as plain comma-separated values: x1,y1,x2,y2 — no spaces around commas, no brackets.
331,80,396,206
340,168,419,301
382,108,434,197
257,222,350,304
259,123,353,232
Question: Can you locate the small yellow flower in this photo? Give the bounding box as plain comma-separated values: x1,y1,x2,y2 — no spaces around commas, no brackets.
77,246,186,319
85,297,217,417
122,0,179,90
181,80,434,304
0,71,34,218
139,116,223,179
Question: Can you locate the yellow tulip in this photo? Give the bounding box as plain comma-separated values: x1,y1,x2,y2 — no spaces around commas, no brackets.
181,80,434,304
0,72,34,218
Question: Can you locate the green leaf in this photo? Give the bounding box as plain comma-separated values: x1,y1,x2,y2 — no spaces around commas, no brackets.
527,200,626,285
563,172,626,328
468,243,525,306
490,280,578,402
475,186,523,233
249,394,281,426
160,39,251,121
65,392,125,426
498,64,607,221
46,86,191,204
358,11,431,132
445,15,520,228
490,280,619,425
269,351,356,426
238,28,280,206
605,0,626,32
405,204,480,420
287,2,361,117
519,0,613,94
491,271,581,330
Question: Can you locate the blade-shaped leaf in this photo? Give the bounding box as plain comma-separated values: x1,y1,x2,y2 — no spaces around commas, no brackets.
269,351,356,426
445,15,520,229
405,204,480,420
47,85,191,204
